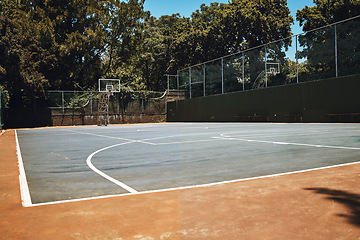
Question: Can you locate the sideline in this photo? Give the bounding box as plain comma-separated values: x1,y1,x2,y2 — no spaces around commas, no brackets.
28,160,360,208
213,136,360,151
15,130,32,207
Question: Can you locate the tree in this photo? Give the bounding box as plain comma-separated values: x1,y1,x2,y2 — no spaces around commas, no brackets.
297,0,360,31
140,0,294,91
296,0,360,78
102,0,149,90
0,0,149,108
138,14,191,90
0,11,55,107
0,0,107,107
0,0,295,110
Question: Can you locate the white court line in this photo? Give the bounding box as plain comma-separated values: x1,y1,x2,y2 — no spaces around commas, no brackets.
213,136,360,151
15,130,32,207
86,142,138,194
156,138,223,145
216,128,359,141
63,129,159,145
63,129,134,142
27,160,360,208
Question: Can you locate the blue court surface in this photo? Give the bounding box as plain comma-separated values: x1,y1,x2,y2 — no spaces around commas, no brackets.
16,123,360,206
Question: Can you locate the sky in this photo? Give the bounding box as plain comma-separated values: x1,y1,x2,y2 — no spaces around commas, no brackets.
143,0,316,35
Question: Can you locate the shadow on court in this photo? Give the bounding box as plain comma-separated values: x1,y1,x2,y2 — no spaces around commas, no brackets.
305,188,360,227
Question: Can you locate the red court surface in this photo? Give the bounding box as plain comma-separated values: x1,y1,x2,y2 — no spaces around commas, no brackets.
1,128,360,239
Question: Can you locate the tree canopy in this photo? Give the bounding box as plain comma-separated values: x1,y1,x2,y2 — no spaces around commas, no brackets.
1,0,147,107
296,0,360,78
0,0,318,108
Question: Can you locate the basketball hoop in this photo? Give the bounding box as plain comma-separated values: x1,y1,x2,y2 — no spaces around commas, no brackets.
106,84,114,97
266,63,280,76
97,79,120,126
107,88,113,97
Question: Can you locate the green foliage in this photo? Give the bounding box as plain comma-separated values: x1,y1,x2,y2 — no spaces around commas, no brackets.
0,14,53,107
102,0,148,90
0,0,148,108
296,0,360,77
297,0,360,31
0,85,10,108
1,0,295,109
131,0,294,91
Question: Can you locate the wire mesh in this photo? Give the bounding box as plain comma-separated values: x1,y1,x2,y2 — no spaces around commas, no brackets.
337,17,360,77
47,91,166,116
174,16,360,99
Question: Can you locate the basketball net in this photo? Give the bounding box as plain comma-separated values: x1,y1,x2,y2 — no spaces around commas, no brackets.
107,88,113,97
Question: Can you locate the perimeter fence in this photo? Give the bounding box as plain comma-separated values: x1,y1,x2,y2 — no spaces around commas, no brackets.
169,15,360,99
47,90,167,125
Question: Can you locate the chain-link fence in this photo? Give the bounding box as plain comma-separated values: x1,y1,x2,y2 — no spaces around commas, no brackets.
47,90,167,125
170,16,360,99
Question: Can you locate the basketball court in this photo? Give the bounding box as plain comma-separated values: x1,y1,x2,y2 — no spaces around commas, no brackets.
1,124,360,239
15,123,360,207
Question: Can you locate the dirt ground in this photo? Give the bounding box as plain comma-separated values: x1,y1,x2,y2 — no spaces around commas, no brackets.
1,129,359,239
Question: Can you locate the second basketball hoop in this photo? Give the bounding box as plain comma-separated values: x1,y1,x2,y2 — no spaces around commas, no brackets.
98,79,120,126
99,79,121,93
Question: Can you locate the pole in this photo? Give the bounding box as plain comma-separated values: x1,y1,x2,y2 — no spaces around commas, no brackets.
167,75,170,92
177,71,179,100
221,58,224,94
189,68,192,99
62,91,64,114
90,91,93,115
203,64,206,97
335,24,338,77
242,52,245,91
265,45,268,88
296,35,299,83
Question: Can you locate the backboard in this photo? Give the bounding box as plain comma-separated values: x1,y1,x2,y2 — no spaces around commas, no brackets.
266,62,280,75
98,79,121,93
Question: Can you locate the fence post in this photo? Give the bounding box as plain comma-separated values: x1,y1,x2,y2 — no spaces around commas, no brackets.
242,52,245,91
203,63,206,97
141,99,144,113
177,71,180,100
335,23,338,77
296,35,299,83
61,91,64,114
189,67,192,99
167,75,169,92
90,91,93,115
265,45,268,88
221,58,224,94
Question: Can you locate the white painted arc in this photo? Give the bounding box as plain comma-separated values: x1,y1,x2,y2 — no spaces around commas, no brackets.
86,142,138,194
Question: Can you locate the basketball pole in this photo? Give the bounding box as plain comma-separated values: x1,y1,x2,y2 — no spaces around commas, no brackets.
97,79,120,126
